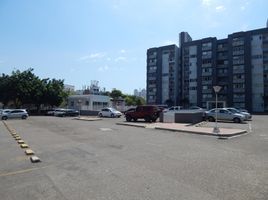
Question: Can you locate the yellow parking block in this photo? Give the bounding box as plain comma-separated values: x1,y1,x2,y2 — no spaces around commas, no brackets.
15,137,21,140
13,134,19,138
17,140,25,144
25,149,35,155
20,144,29,148
30,156,41,163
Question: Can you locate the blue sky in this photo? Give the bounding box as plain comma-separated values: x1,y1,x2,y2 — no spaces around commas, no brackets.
0,0,267,94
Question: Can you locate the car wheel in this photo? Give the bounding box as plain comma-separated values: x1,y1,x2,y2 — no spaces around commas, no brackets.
111,114,115,118
126,116,132,122
21,115,27,119
144,116,152,122
233,117,241,123
99,113,103,117
208,116,215,122
2,116,7,120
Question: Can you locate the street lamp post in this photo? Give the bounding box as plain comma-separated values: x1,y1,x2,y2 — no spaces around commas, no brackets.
213,86,222,134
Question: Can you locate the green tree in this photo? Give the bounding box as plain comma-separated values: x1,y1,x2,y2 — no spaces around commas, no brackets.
0,68,68,111
110,89,124,100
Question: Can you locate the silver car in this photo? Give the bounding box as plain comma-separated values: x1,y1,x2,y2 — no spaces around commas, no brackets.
225,107,252,120
206,108,245,123
1,109,28,120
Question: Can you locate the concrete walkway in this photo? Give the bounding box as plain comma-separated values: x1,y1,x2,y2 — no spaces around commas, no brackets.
116,122,248,138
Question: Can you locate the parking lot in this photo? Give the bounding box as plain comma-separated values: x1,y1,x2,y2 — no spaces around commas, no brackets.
0,116,267,200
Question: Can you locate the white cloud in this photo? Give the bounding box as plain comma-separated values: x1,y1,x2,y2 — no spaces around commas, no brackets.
119,49,126,54
79,52,106,61
98,65,109,72
202,0,212,6
162,40,177,46
115,56,126,62
215,5,226,12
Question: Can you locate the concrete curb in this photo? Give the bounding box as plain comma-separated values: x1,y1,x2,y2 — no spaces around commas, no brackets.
154,127,247,138
116,122,248,138
116,122,147,128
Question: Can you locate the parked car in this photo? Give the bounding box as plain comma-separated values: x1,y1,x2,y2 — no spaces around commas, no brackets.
98,107,122,118
54,109,79,117
205,108,245,123
189,106,204,110
124,105,161,122
225,107,252,120
1,109,28,120
163,106,182,113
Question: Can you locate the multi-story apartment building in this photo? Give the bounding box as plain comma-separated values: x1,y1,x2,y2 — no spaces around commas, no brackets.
147,22,268,112
147,45,180,106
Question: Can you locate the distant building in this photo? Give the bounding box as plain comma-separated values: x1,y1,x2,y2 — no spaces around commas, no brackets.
133,88,146,100
146,21,268,112
68,94,110,111
64,84,75,92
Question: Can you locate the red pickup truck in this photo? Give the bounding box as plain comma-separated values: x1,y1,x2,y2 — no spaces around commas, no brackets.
124,105,161,122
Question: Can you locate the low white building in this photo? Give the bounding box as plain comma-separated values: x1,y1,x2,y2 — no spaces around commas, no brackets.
68,94,111,111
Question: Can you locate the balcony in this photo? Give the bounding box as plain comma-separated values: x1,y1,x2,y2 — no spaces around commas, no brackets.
218,80,229,85
217,47,228,52
148,84,156,88
217,64,228,68
202,71,213,76
233,50,244,56
202,46,212,51
148,69,156,73
148,91,156,95
148,54,156,59
202,80,212,85
217,55,228,60
202,89,212,93
233,68,245,74
148,77,156,81
202,63,212,68
233,88,245,93
233,97,245,102
202,55,212,59
148,61,157,66
233,79,245,83
217,72,228,77
232,41,244,46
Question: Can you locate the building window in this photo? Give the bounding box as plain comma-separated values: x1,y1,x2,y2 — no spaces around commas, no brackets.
71,101,74,107
85,101,89,106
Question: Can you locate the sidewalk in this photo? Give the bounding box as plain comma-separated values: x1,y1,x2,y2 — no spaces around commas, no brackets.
116,122,248,138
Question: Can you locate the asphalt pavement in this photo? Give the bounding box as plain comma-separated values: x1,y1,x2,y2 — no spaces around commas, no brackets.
0,116,267,200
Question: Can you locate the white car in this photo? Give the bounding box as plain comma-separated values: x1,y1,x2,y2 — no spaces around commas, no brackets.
163,106,182,113
1,109,28,120
98,108,122,118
